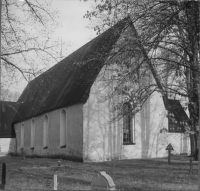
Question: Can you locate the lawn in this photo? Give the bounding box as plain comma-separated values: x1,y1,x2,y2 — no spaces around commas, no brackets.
0,154,198,190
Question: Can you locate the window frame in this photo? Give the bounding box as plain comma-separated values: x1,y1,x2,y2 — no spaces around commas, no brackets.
60,109,67,148
20,123,24,149
122,102,134,145
43,114,49,149
30,119,35,149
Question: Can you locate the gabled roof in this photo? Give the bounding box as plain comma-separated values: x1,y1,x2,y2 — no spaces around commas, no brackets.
0,101,20,138
13,17,131,124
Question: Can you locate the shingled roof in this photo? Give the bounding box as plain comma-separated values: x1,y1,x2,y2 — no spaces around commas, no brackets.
13,17,131,124
0,101,20,138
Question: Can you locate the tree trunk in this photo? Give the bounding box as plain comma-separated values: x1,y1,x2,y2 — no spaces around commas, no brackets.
180,133,188,154
96,93,107,161
108,100,113,160
113,106,116,159
141,103,145,158
141,97,151,158
117,94,123,160
102,107,107,160
146,97,151,157
180,134,183,153
116,94,120,159
185,1,199,160
156,133,160,158
198,68,200,188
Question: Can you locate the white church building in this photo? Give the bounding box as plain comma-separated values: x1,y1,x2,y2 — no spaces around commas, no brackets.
1,17,189,162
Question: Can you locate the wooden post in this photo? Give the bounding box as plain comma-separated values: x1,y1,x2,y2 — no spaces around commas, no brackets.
198,50,200,187
0,0,2,130
198,34,200,191
168,149,171,164
165,143,174,165
1,163,6,189
53,174,57,190
189,159,193,175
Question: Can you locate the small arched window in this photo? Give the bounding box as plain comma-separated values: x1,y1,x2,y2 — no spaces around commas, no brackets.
30,119,35,149
123,102,133,144
43,114,49,149
21,123,24,149
60,109,67,148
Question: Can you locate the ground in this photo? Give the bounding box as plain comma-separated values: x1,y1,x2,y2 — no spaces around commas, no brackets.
0,154,198,190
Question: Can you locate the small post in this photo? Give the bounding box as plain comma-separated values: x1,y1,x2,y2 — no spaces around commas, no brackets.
2,163,6,185
189,159,193,175
1,163,6,189
168,149,171,164
165,143,174,165
54,174,57,190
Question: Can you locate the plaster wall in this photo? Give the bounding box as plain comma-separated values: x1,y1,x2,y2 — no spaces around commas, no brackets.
83,73,190,161
14,104,83,161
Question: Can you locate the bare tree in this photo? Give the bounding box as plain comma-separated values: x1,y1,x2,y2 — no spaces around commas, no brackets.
1,0,68,82
83,0,200,160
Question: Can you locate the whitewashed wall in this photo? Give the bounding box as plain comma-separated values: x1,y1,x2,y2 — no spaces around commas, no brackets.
83,78,190,162
13,104,83,161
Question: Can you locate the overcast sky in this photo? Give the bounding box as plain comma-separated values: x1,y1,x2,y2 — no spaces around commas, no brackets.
7,0,96,92
50,0,96,53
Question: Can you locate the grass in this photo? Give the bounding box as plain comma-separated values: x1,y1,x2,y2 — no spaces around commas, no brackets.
0,154,198,190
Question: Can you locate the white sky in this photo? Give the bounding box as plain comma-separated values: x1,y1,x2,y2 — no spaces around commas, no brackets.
50,0,96,52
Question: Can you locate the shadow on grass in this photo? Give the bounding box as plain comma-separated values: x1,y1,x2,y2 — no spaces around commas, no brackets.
7,152,83,162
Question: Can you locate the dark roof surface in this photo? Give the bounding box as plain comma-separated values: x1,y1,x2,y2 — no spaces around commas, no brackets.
0,101,20,138
167,99,189,133
13,17,131,124
168,99,189,121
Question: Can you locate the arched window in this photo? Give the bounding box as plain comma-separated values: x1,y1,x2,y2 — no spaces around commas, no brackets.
21,123,24,149
43,114,49,149
123,102,133,144
60,109,66,148
30,119,35,149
